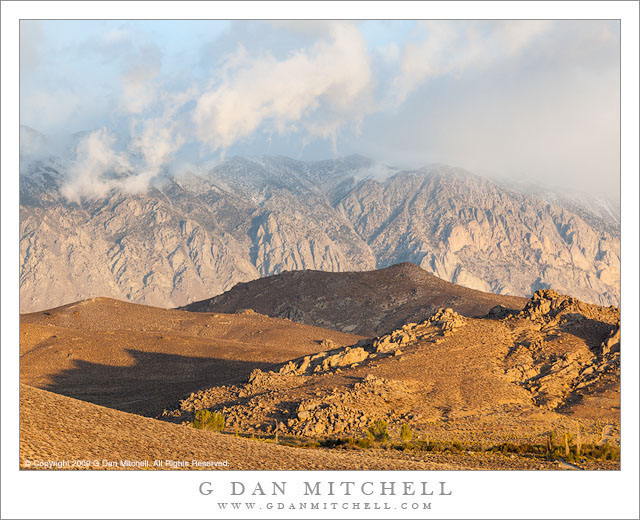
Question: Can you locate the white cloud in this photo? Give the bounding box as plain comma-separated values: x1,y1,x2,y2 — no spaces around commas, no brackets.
268,20,335,37
32,20,618,201
390,20,552,105
61,83,199,200
20,21,44,77
103,27,130,45
353,21,620,200
192,21,373,153
376,42,400,63
496,20,552,55
61,128,132,201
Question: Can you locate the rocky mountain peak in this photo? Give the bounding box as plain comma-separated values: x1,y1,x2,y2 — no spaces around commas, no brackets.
19,150,619,312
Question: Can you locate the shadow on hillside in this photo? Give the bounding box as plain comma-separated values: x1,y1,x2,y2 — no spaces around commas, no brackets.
558,314,617,353
42,349,275,418
479,306,521,321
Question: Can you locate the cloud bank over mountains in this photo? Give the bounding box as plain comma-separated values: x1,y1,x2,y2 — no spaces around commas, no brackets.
20,20,620,201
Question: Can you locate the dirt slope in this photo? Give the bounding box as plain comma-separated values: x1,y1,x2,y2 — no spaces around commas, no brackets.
20,298,362,416
19,289,620,470
181,263,528,336
21,384,555,470
22,384,611,470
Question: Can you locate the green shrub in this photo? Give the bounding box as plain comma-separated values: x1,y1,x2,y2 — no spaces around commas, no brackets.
351,437,373,449
318,436,375,450
400,423,413,443
192,410,226,431
540,429,620,462
590,442,620,461
319,438,344,448
451,440,464,451
367,419,390,443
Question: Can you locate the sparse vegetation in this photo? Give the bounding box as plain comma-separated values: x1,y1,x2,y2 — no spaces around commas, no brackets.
192,410,225,432
400,423,413,443
367,419,390,443
192,423,619,466
318,437,373,449
541,429,619,462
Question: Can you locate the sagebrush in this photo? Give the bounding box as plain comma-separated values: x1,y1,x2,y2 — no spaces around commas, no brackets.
367,419,390,443
192,410,225,431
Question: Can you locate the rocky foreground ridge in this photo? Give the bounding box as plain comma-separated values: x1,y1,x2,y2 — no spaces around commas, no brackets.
168,290,620,445
20,151,619,312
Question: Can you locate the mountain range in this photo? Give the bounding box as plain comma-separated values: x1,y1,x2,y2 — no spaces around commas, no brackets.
19,126,620,312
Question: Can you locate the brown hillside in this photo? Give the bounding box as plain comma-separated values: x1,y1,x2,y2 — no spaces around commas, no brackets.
181,262,528,336
18,384,432,470
174,291,620,454
20,298,362,417
20,384,556,470
22,384,610,470
19,290,620,470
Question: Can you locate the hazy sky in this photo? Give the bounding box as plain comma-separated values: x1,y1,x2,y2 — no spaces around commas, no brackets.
20,20,620,200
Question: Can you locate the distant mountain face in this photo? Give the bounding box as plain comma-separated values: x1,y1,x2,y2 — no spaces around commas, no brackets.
499,179,621,237
337,165,620,304
19,143,620,312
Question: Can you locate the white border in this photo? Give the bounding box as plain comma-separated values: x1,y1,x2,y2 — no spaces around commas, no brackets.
2,2,638,519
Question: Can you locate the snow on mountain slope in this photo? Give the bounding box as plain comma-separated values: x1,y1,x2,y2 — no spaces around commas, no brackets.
19,147,620,312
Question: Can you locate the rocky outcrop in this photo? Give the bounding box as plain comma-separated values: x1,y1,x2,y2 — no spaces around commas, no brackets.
177,372,422,438
173,307,470,435
283,376,416,437
166,291,618,442
277,345,370,376
503,290,620,411
600,323,620,356
517,289,590,320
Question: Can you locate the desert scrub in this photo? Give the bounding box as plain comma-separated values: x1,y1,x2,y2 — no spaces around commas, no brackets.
367,419,390,443
400,423,413,443
192,410,225,432
352,437,373,449
318,437,373,450
490,442,546,456
579,442,620,462
543,430,619,462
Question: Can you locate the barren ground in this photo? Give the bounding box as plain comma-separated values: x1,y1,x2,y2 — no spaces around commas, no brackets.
20,288,620,471
20,298,361,416
20,384,616,470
